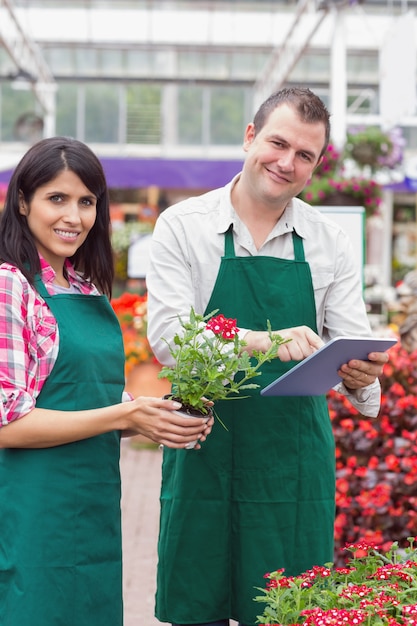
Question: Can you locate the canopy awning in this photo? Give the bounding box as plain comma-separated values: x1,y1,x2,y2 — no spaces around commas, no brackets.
0,156,244,190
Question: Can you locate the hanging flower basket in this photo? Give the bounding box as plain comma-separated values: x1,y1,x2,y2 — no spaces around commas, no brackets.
344,126,405,172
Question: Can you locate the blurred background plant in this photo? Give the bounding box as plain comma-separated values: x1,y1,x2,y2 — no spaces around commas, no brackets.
328,338,417,566
110,291,156,374
301,171,383,215
300,140,384,216
111,221,153,284
300,127,405,217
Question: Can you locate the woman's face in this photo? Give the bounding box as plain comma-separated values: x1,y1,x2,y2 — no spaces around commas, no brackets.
19,169,97,273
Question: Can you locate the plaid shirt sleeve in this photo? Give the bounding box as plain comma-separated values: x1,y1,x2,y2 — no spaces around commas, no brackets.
0,264,59,426
0,260,105,426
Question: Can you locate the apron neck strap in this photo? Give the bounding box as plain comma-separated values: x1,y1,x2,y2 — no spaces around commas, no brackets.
224,225,235,257
292,230,305,261
224,225,305,261
34,274,49,299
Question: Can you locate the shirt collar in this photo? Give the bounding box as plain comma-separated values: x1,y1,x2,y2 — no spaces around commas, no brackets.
289,197,309,239
216,173,241,234
38,255,90,288
216,174,308,240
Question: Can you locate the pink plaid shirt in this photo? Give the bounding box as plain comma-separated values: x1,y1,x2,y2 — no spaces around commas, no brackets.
0,256,100,426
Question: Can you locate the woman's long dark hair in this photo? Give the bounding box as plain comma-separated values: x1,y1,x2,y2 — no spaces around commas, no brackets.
0,136,114,297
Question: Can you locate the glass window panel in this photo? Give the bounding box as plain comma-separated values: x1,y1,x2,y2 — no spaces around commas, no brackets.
125,50,153,77
210,86,245,145
44,47,75,75
0,48,15,76
347,54,378,83
153,50,176,78
177,51,205,78
178,86,203,145
75,48,98,76
126,84,161,144
100,49,124,75
230,51,268,79
347,89,379,115
205,52,229,79
84,83,119,143
292,53,330,82
402,126,417,151
0,84,38,142
56,83,78,137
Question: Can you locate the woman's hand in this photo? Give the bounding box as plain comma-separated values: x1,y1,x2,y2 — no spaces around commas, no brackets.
122,396,214,449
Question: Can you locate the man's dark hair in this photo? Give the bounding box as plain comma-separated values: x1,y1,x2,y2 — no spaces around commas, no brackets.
253,87,331,158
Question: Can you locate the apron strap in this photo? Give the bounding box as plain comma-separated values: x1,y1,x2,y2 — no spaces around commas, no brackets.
224,225,305,261
224,225,235,258
34,274,49,299
292,230,305,261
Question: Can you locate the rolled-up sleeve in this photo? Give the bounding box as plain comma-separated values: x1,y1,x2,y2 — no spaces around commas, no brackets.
333,379,381,418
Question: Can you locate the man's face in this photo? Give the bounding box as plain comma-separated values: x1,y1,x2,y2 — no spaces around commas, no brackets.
242,103,326,209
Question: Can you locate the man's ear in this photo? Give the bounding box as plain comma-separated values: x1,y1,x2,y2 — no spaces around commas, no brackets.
314,155,324,171
243,123,255,153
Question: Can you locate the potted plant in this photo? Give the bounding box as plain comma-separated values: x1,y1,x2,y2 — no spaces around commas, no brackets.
254,538,417,625
344,126,405,173
158,307,288,422
299,142,384,216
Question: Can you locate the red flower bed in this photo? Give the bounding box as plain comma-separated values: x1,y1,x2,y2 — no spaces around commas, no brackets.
329,340,417,565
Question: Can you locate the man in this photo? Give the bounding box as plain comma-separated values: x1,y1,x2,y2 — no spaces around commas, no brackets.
146,87,389,626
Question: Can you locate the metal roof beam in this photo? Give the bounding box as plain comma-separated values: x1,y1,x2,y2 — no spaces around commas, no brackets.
0,0,56,120
253,0,330,109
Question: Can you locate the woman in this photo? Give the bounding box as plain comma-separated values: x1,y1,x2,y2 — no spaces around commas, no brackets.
0,136,212,626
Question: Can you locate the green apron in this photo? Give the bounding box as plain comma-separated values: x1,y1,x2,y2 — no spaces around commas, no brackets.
0,276,125,626
156,229,335,625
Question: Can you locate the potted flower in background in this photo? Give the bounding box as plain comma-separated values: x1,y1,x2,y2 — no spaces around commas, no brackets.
300,127,405,218
300,141,384,217
344,126,405,174
301,173,383,216
158,308,289,447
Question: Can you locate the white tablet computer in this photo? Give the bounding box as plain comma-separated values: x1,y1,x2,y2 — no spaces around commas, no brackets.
260,336,397,397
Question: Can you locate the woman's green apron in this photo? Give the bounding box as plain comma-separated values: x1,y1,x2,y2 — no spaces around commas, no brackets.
156,229,336,625
0,277,125,626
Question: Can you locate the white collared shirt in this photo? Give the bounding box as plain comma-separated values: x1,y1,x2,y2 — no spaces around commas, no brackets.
147,173,381,417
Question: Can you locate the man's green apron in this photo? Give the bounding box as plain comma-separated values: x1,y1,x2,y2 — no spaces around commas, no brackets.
0,277,125,626
156,229,336,625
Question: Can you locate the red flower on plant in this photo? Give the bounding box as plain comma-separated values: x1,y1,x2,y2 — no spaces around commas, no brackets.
206,314,239,340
